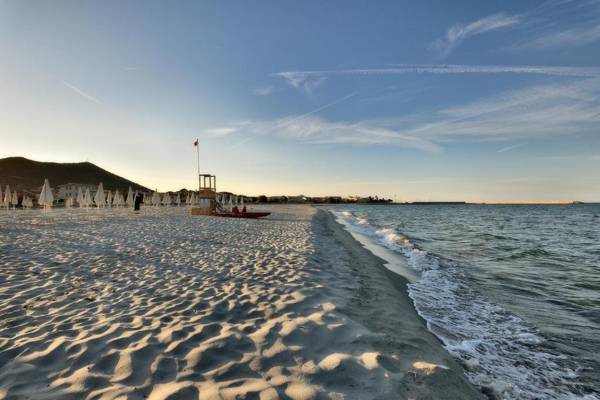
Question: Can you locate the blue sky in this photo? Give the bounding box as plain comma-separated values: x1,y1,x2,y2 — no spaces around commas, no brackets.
1,0,600,201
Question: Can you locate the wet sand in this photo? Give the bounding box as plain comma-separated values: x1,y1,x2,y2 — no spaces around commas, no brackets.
312,209,483,399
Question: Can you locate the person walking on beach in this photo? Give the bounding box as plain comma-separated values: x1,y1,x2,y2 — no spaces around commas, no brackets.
134,192,143,211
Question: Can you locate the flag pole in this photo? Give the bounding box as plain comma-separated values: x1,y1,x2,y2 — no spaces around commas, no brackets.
196,138,200,192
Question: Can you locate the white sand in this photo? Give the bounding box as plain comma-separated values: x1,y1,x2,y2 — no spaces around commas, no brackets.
0,205,483,399
0,206,405,399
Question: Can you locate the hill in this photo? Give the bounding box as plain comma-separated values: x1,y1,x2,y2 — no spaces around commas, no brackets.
0,157,150,193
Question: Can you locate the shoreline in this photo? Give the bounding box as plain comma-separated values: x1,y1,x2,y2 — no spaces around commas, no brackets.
312,209,484,399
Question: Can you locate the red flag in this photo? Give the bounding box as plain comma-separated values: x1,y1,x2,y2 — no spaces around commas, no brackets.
193,139,198,147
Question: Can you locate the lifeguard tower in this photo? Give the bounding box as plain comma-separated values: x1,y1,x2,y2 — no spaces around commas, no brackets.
191,173,217,215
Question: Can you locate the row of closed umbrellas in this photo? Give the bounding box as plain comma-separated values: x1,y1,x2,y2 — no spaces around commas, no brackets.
1,179,246,209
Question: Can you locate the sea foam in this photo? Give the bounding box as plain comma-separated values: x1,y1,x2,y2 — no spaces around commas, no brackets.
331,209,597,400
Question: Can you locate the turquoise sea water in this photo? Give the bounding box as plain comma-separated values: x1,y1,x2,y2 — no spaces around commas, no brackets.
332,204,600,400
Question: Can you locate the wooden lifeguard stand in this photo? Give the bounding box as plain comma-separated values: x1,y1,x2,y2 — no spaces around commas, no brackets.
191,173,217,215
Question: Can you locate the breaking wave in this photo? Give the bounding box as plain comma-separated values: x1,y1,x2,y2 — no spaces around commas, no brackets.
332,209,597,400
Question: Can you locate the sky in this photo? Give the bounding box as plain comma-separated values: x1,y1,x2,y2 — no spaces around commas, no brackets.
1,0,600,201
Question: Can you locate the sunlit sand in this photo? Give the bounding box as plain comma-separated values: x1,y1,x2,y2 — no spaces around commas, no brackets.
1,205,477,399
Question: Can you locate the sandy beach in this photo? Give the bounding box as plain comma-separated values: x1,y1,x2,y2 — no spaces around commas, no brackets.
0,205,481,399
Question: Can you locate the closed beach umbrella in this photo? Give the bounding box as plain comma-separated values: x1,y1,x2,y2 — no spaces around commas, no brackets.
114,189,122,207
162,192,171,205
241,197,244,206
0,186,3,206
84,188,92,208
76,186,84,207
12,190,18,208
106,190,113,207
3,185,11,209
95,182,106,207
152,191,161,206
23,195,33,208
38,179,54,209
126,187,134,207
65,195,73,208
175,193,181,206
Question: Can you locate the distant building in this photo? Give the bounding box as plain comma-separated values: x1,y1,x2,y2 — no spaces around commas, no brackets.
288,195,308,203
310,196,343,203
56,183,97,200
267,196,288,203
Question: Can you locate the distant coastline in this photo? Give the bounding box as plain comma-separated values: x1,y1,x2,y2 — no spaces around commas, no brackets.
257,199,585,205
0,157,591,206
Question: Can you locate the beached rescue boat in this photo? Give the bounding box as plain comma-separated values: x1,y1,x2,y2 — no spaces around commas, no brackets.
211,211,270,219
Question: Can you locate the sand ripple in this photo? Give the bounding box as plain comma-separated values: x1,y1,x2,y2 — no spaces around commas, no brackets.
0,206,395,399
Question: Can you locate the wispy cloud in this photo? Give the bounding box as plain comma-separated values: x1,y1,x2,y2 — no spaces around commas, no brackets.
209,92,440,152
274,72,327,94
275,92,357,128
230,92,359,148
361,85,437,104
421,78,600,141
521,24,600,48
508,0,600,49
431,13,522,58
208,78,600,152
238,116,441,152
273,64,600,88
203,127,240,137
204,92,359,148
253,85,275,96
498,143,526,153
61,80,102,105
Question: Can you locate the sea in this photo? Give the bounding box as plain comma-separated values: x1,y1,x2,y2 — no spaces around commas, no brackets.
330,204,600,400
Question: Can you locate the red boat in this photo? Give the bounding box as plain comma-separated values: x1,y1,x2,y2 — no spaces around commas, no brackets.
211,211,271,219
